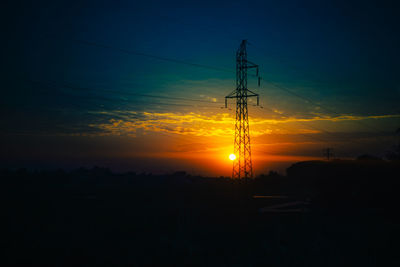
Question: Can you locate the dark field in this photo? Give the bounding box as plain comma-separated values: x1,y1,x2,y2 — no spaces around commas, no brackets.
2,160,400,266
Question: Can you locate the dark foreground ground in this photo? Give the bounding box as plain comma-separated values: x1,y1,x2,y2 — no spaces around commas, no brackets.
2,160,400,266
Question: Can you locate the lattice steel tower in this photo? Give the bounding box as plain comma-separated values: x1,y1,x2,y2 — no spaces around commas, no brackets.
225,40,261,179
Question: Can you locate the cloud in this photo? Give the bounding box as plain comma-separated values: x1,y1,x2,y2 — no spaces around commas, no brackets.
251,113,400,124
87,109,400,138
199,94,218,103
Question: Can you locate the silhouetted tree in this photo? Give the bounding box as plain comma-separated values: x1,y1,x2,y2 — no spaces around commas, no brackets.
386,127,400,160
356,154,382,161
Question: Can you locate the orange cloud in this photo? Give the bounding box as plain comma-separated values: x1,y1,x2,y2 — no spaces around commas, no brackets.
87,110,400,138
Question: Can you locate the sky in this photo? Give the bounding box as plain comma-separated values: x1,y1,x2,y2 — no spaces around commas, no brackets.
1,0,399,176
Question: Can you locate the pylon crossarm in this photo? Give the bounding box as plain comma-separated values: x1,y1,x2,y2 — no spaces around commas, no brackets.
226,93,258,99
245,60,258,67
225,90,238,107
225,90,237,97
246,66,258,69
246,95,258,99
228,40,260,179
226,95,256,99
247,89,258,95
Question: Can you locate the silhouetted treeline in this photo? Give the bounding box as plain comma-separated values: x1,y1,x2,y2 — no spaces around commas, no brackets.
2,161,400,266
286,159,400,215
2,160,399,218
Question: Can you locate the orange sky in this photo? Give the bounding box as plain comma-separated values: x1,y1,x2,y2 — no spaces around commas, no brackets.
73,108,399,176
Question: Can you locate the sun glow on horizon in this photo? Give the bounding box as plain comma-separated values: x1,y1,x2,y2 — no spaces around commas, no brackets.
229,154,236,161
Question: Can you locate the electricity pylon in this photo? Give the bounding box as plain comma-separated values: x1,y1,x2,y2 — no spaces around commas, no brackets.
225,40,261,179
323,148,334,160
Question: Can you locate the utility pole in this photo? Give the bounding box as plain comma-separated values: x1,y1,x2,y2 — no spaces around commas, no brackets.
323,148,334,160
225,40,261,179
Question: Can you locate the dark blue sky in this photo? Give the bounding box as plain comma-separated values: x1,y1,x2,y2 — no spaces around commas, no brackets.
1,0,399,174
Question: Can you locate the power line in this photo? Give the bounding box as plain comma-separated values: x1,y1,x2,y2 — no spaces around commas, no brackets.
260,105,342,139
45,35,233,73
44,35,392,134
48,79,222,104
258,79,386,134
30,79,221,107
256,104,388,156
28,79,219,114
252,107,333,144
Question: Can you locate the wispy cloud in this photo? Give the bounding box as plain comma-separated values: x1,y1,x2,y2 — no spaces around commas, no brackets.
87,110,400,137
251,113,400,124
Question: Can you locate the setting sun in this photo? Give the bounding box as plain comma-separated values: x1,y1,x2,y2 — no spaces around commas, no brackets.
229,154,236,161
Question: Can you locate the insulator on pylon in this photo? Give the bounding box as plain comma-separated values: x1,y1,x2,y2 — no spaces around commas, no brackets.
256,67,259,76
257,96,259,106
225,98,227,108
258,77,261,86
